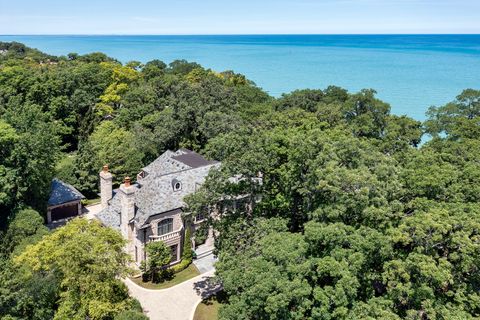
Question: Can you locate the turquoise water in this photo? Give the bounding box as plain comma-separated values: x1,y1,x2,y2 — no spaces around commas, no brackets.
0,35,479,120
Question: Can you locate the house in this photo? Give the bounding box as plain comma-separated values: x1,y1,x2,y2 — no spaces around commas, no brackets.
96,148,220,266
47,178,85,224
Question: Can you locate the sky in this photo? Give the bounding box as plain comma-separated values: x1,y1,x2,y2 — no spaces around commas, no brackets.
0,0,479,35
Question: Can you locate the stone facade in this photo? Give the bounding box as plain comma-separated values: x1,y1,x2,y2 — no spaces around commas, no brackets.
96,149,220,266
99,165,113,209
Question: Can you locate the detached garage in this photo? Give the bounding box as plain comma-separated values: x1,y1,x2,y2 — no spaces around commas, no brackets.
47,179,85,224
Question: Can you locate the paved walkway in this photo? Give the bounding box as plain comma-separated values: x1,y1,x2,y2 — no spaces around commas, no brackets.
193,243,216,274
124,269,221,320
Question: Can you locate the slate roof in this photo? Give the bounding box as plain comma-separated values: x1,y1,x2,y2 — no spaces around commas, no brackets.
95,190,123,230
48,179,85,206
172,150,219,168
141,149,219,177
96,149,220,230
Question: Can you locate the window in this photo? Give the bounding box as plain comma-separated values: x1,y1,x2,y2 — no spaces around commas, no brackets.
195,212,206,223
172,178,182,191
158,218,173,235
170,245,178,262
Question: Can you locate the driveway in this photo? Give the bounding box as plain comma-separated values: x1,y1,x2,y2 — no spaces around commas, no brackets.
193,243,216,273
124,269,221,320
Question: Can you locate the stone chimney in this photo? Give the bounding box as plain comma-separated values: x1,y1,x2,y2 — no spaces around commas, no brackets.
99,165,113,209
119,176,136,238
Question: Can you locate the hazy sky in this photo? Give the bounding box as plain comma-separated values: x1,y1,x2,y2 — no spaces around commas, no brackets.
0,0,479,34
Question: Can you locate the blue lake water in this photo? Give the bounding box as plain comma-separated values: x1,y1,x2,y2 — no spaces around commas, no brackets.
0,35,479,120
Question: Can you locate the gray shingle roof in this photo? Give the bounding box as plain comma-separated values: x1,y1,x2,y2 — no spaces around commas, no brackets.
172,151,219,168
96,149,220,230
95,191,123,230
48,179,85,206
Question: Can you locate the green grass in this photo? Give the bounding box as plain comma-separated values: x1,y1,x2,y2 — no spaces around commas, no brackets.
130,263,200,289
193,291,227,320
81,198,101,206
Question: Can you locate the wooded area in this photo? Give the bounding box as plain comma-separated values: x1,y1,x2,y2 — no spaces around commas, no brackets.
0,41,479,319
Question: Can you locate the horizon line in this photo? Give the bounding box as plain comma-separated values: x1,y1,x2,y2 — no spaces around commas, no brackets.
1,33,480,36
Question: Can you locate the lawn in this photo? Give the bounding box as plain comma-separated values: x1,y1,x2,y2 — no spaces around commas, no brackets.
81,197,101,206
130,263,200,289
193,291,227,320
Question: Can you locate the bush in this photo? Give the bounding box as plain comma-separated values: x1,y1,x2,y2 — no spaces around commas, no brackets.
170,257,192,273
114,310,148,320
127,298,143,313
194,225,209,246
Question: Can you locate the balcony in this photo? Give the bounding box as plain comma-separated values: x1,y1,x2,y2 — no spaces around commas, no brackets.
149,227,183,243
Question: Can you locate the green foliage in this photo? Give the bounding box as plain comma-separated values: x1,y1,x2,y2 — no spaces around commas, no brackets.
170,257,192,274
14,219,131,320
89,121,144,181
114,310,149,320
425,89,480,140
0,208,56,320
144,240,172,282
194,224,209,246
186,86,480,319
183,226,193,261
3,208,49,255
55,153,77,186
1,42,479,319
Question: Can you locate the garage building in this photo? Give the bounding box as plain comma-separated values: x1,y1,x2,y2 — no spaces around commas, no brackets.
47,179,85,224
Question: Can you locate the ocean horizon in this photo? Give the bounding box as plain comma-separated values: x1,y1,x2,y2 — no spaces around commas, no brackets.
1,34,479,121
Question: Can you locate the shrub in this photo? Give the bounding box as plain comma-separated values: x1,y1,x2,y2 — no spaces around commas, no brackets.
114,310,148,320
170,257,192,273
194,225,209,246
182,227,193,261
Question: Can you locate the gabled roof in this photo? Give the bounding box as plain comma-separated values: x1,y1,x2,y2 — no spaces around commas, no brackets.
48,179,85,206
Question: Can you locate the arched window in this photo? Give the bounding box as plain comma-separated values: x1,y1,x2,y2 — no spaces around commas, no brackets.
158,218,173,235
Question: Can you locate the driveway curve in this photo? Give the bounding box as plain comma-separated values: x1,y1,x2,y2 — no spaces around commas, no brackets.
124,270,221,320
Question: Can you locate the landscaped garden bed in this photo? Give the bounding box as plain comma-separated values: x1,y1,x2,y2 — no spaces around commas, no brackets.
130,263,200,289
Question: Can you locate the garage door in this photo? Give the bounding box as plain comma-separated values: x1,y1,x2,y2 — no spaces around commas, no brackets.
51,203,78,221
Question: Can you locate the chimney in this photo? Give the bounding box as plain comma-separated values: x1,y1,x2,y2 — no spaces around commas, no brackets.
120,176,136,238
99,165,113,209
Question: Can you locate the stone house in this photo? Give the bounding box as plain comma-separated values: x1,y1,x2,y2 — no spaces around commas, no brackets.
96,148,220,266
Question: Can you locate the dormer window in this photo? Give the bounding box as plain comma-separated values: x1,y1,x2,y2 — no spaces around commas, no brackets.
172,178,182,191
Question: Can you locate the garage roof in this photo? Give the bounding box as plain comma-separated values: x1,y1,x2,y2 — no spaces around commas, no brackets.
48,179,85,206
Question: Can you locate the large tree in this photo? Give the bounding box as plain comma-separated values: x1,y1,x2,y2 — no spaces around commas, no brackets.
15,219,133,320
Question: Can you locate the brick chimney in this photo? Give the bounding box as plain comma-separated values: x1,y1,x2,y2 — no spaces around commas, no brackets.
99,165,113,209
119,176,136,239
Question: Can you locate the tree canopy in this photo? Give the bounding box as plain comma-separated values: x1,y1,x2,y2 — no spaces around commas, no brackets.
0,41,479,319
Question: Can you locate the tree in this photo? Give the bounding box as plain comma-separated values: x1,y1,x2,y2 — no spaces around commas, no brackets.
182,226,193,261
0,120,18,224
425,89,480,140
88,121,144,182
15,219,132,320
144,241,172,282
343,89,391,139
2,208,49,255
0,208,55,320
